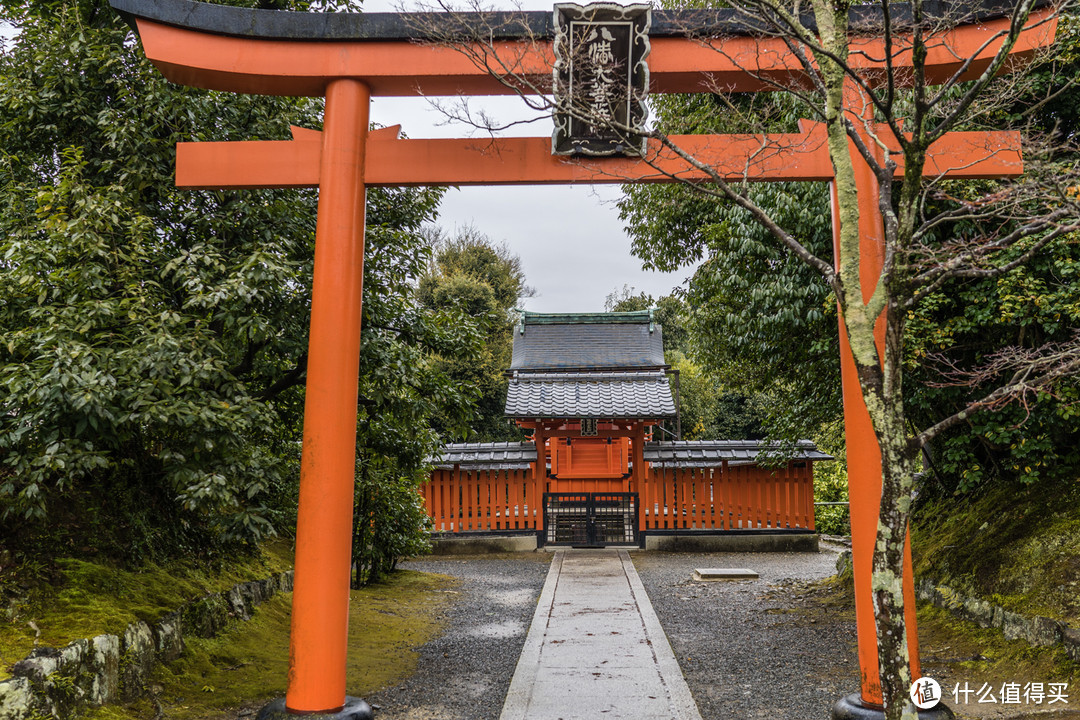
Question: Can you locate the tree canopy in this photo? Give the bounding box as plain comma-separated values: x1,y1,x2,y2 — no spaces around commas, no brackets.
0,0,479,564
417,227,533,442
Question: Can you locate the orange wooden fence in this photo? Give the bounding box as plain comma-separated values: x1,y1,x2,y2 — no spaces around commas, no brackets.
641,462,815,531
420,468,541,532
422,462,815,533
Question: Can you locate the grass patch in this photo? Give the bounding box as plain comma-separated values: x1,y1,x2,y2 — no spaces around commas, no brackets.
0,541,294,680
82,570,456,720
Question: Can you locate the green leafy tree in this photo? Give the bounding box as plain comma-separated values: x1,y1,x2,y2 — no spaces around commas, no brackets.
0,1,327,559
605,288,767,441
350,197,483,585
621,96,842,443
0,1,478,572
417,227,533,441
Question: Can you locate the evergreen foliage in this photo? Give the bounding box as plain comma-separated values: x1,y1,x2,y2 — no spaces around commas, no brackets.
0,0,479,570
618,26,1080,497
417,227,533,442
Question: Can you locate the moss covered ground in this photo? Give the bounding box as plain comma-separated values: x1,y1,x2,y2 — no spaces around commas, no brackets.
805,571,1077,719
912,478,1080,625
0,542,295,681
80,569,456,720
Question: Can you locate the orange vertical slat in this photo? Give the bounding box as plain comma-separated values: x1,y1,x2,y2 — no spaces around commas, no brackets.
459,469,467,532
436,471,446,532
710,467,718,530
770,468,778,528
486,469,495,530
477,469,485,531
790,465,799,529
507,469,517,529
447,469,456,533
427,471,439,532
642,467,651,531
461,468,469,532
685,467,694,529
751,468,760,529
682,468,689,528
674,469,682,529
501,468,509,528
691,467,700,529
786,462,794,528
739,466,747,529
723,466,730,529
638,468,647,531
736,466,745,529
501,469,510,530
521,469,527,530
764,468,773,529
467,470,476,532
696,468,705,529
717,462,727,530
747,467,755,528
727,466,734,529
483,469,491,531
669,468,677,529
769,468,777,528
530,468,541,531
700,469,709,529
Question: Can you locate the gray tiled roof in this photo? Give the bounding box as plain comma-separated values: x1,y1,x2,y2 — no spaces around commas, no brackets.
430,441,537,470
505,371,676,419
510,313,665,370
644,440,834,467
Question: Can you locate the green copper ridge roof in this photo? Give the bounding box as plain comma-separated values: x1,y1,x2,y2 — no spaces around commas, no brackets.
519,310,654,326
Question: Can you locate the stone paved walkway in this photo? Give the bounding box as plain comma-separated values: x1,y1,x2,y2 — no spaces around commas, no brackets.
498,549,703,720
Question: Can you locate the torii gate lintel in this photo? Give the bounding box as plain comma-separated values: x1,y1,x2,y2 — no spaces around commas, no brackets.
174,125,1023,189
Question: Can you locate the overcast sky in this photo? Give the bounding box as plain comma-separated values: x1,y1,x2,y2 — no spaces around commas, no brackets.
363,0,694,313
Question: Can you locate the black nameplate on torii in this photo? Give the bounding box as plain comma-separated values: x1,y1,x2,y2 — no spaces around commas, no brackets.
552,3,650,157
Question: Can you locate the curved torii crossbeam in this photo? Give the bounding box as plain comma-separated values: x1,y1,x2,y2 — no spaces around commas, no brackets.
110,1,1056,718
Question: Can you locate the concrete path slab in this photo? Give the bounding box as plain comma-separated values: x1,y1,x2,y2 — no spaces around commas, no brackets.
499,549,703,720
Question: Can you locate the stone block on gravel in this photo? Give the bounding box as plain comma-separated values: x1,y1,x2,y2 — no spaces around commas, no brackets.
693,568,759,581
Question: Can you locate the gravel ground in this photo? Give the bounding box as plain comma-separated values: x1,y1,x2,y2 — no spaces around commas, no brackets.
365,554,553,720
366,545,856,720
631,546,859,720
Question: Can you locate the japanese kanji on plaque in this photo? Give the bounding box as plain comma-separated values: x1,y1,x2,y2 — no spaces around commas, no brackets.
552,2,650,156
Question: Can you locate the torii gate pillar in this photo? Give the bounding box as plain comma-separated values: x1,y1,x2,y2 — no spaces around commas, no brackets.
831,90,926,719
263,78,375,719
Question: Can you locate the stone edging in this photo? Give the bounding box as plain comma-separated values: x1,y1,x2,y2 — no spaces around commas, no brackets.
833,552,1080,662
916,577,1080,662
0,570,293,720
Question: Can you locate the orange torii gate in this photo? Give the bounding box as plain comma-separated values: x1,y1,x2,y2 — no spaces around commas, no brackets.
111,1,1056,718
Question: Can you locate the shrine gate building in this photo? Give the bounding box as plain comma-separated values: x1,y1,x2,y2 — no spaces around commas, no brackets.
422,310,832,548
